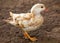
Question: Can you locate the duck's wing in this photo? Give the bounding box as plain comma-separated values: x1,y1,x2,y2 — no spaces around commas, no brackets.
15,13,44,31
14,13,35,28
4,12,34,27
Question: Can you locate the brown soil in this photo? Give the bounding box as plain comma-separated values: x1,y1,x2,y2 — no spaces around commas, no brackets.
0,0,60,43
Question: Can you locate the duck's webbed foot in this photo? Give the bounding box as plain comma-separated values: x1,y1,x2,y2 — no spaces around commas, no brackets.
23,31,37,41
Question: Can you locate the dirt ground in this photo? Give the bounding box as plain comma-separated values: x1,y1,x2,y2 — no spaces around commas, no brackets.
0,0,60,43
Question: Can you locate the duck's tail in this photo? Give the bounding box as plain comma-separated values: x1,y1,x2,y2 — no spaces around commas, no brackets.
9,12,13,17
4,12,16,25
4,19,17,26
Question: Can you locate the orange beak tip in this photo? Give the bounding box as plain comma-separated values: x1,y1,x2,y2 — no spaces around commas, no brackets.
45,8,48,12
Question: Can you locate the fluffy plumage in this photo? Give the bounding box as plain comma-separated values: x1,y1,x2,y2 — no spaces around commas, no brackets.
5,3,46,41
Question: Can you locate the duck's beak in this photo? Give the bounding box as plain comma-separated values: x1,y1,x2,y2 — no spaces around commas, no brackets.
45,8,48,12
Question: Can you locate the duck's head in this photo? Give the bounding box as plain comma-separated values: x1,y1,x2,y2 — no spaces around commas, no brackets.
31,3,46,14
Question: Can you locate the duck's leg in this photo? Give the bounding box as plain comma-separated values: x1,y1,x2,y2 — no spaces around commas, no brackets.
23,31,37,41
19,24,37,41
23,31,28,39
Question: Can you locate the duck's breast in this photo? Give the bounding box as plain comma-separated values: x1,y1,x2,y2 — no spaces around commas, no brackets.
22,15,44,31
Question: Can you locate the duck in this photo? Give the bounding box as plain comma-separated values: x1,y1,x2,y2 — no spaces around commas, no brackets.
5,3,46,41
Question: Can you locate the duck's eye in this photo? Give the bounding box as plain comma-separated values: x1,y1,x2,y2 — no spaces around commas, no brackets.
41,6,43,8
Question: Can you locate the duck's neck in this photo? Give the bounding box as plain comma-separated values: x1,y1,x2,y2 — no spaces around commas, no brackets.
31,8,41,16
31,10,41,16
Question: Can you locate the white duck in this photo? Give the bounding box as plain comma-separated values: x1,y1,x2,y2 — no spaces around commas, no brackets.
5,3,46,41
